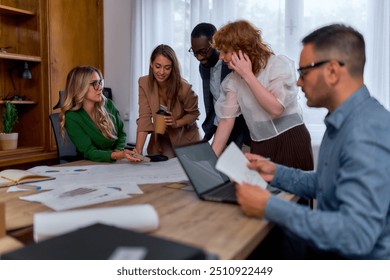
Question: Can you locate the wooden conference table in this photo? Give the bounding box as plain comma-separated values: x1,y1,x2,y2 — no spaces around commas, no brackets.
0,159,295,260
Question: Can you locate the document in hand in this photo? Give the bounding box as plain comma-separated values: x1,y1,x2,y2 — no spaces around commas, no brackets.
0,169,54,187
215,142,267,189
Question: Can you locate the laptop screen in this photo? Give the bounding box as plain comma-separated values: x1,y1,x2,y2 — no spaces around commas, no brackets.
173,141,230,195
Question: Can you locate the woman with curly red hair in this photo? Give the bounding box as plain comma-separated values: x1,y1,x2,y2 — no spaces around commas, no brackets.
212,20,313,170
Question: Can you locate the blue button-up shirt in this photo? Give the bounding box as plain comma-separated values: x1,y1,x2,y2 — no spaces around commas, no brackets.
265,86,390,259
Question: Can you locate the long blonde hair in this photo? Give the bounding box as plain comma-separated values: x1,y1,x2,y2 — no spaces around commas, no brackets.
213,20,273,75
59,66,117,140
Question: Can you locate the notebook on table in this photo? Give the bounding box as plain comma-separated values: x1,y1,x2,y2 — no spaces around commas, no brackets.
173,141,237,204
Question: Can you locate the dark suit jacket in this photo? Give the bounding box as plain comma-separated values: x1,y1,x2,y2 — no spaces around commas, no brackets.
199,62,250,146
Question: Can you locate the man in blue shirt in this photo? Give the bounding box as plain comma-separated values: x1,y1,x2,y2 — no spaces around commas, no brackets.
236,24,390,259
190,23,250,146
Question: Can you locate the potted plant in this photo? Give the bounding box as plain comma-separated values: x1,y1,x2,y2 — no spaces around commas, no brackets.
0,101,19,150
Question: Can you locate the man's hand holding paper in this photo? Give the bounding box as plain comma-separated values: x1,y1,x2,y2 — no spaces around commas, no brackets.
216,142,278,218
245,152,276,183
215,142,268,188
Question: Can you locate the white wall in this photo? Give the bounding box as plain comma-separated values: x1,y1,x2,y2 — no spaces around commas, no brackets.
103,0,133,142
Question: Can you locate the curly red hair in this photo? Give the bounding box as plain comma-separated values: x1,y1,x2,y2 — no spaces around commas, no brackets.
213,20,273,75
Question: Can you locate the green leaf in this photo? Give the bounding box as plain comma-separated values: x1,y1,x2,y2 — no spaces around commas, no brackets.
2,102,18,133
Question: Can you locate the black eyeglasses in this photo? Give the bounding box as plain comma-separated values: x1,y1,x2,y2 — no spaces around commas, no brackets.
188,45,212,57
90,79,104,90
297,60,345,80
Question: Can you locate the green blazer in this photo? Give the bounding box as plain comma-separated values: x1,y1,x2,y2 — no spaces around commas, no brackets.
65,99,126,162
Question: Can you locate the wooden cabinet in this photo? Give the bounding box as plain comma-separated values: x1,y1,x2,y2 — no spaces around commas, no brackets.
0,0,103,169
0,0,49,168
47,0,104,152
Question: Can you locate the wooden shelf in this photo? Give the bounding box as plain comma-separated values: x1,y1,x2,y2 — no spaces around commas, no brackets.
0,5,35,16
0,1,103,169
0,100,36,105
0,52,41,62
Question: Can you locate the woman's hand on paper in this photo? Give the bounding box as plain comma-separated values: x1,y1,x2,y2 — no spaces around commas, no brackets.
111,149,142,162
123,149,142,162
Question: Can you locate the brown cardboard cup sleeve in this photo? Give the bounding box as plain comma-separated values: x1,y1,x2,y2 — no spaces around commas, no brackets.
154,113,166,134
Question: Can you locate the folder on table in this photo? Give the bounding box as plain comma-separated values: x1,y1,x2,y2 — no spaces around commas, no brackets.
2,223,207,260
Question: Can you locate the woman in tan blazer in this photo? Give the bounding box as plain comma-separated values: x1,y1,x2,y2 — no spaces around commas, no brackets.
135,44,201,158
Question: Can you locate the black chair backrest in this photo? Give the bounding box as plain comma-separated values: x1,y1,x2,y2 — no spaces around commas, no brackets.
53,90,64,110
51,90,81,163
49,113,82,164
103,87,113,100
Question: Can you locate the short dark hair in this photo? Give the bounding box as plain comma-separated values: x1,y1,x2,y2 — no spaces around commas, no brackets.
191,23,217,38
302,24,365,77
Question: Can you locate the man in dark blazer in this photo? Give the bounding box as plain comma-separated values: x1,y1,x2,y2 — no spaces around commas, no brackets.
190,23,250,147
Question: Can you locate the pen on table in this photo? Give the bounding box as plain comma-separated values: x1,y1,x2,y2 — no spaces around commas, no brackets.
17,185,42,191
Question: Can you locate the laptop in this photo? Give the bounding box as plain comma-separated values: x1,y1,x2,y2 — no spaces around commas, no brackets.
173,141,237,204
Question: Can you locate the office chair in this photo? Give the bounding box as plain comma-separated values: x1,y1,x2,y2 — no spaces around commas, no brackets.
50,91,82,163
52,90,64,110
50,113,82,164
102,87,113,100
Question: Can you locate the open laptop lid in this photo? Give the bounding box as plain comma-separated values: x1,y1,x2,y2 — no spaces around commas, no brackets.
173,141,230,197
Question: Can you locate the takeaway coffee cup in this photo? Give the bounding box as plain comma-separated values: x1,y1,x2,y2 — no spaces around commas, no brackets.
155,109,170,134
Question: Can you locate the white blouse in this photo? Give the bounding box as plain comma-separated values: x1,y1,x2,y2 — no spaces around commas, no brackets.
215,54,303,141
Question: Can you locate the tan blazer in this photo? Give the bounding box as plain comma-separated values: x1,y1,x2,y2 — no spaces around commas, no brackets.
137,76,201,157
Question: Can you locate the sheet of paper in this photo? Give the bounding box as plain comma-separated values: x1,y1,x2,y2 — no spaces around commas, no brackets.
215,142,268,189
8,180,142,194
33,204,159,242
26,158,188,190
28,165,93,176
20,183,130,211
